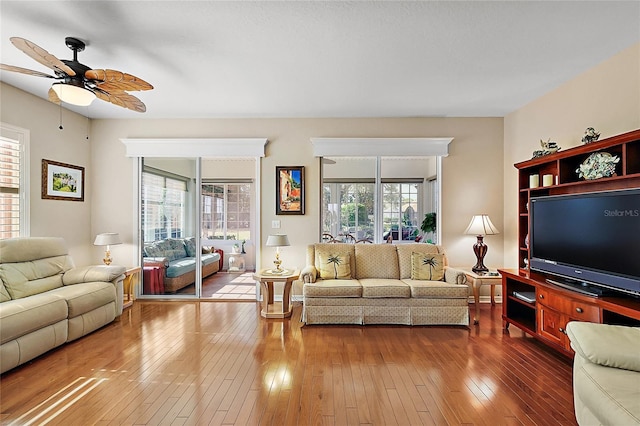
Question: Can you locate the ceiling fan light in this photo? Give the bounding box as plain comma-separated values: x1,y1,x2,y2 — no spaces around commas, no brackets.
52,83,96,106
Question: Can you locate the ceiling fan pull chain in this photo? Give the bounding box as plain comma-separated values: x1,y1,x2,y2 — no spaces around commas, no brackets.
58,103,63,130
86,109,90,140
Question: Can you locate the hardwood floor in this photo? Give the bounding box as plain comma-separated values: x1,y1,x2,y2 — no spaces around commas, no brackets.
0,302,577,425
176,272,257,300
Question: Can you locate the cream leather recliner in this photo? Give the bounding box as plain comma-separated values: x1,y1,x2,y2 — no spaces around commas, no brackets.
0,237,125,373
566,321,640,425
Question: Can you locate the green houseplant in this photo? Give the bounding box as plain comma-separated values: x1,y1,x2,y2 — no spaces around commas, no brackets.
420,212,436,243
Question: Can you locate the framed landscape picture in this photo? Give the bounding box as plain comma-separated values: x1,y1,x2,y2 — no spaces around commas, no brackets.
276,166,304,215
42,159,85,201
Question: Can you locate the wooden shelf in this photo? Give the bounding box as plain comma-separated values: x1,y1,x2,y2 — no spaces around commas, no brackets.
507,128,640,356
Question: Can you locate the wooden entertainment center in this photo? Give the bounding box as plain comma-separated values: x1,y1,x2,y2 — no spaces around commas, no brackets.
500,128,640,356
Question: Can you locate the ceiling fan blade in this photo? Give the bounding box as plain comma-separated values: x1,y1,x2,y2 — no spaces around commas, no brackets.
48,87,61,104
10,37,76,77
85,69,153,91
0,63,58,78
95,90,146,113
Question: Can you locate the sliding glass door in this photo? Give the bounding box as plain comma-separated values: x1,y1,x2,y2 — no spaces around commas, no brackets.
140,158,200,298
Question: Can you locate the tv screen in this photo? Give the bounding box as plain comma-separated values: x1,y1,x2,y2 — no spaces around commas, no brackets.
530,188,640,296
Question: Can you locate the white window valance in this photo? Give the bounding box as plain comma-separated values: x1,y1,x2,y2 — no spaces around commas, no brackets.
120,138,268,158
310,137,453,157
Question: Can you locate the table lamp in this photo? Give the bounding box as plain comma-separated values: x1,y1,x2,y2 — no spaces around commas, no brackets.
265,234,290,274
464,215,499,273
94,233,122,265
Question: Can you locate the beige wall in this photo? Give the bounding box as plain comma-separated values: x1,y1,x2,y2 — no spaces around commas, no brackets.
503,42,640,269
90,117,504,274
0,83,94,265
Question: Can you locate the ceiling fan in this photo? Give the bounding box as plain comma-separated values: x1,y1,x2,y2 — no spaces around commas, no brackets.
0,36,153,112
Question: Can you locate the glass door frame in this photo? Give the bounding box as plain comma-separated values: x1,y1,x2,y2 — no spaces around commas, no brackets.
122,137,267,301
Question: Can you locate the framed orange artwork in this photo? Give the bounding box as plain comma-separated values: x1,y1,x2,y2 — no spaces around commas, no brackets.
276,166,304,215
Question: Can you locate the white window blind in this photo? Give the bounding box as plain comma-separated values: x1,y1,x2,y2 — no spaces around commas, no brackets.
0,136,21,239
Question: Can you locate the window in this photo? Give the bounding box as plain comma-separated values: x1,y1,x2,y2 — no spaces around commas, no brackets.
0,126,29,239
323,180,422,242
202,182,251,241
323,182,375,241
141,170,188,242
382,182,420,242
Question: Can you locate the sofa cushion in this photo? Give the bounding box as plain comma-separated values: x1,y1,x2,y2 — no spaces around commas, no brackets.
0,237,68,263
184,237,197,257
314,244,355,279
567,322,640,372
166,258,197,278
573,353,640,426
354,244,399,279
0,258,70,299
0,280,11,302
318,253,351,280
144,239,187,261
49,282,116,318
0,293,68,344
402,279,469,298
360,279,409,298
304,279,362,298
201,252,220,266
411,252,445,281
397,244,442,279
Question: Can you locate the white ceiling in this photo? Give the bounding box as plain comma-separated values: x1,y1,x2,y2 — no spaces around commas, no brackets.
1,1,639,120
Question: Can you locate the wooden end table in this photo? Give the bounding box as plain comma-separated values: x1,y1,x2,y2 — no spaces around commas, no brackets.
253,269,299,318
459,268,502,325
123,266,141,309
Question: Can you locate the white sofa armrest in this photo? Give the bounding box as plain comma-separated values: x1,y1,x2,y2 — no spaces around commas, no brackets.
566,322,640,372
301,265,317,283
444,266,467,285
63,265,126,286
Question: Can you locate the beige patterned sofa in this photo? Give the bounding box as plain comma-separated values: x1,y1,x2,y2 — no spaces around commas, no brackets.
0,237,125,373
298,243,469,326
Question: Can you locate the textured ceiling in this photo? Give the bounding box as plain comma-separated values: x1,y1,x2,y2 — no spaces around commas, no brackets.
1,1,639,119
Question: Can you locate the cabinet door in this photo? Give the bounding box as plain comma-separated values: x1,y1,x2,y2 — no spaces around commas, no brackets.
538,305,564,346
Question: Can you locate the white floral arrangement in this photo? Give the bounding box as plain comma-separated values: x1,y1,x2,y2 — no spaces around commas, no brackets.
576,152,619,180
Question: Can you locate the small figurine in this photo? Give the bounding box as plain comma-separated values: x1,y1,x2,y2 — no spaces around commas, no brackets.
532,138,561,158
581,127,600,144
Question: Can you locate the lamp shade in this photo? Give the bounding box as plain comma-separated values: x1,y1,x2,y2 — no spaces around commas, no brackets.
93,233,122,246
266,234,290,247
52,83,96,106
464,215,500,236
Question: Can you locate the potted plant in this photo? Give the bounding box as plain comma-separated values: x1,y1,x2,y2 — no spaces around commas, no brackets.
420,212,436,243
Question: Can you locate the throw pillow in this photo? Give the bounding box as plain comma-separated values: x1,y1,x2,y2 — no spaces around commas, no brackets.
202,246,213,254
411,252,445,281
318,253,351,280
184,237,197,257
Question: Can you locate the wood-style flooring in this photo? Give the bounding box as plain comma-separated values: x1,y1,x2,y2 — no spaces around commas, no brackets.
0,302,577,425
177,272,257,300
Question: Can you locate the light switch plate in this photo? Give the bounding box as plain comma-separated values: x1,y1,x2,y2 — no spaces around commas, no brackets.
271,220,281,229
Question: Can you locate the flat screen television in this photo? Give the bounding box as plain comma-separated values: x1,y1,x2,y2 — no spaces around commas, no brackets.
530,188,640,297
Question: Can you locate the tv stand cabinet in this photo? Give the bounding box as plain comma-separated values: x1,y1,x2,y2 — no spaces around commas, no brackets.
506,128,640,356
500,269,640,356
